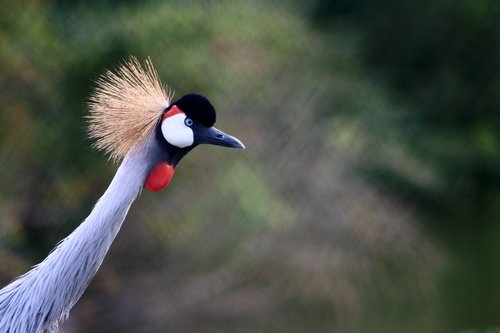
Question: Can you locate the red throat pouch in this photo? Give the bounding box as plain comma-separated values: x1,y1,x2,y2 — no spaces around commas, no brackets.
145,162,175,192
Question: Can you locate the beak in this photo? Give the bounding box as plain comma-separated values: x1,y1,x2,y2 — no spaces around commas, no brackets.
197,126,245,148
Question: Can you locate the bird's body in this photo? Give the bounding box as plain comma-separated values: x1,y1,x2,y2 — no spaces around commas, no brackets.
0,57,243,333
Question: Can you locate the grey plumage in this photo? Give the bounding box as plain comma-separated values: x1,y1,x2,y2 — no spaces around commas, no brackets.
0,136,159,333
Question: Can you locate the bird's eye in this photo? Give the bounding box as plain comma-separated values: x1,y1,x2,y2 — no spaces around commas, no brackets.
184,118,193,127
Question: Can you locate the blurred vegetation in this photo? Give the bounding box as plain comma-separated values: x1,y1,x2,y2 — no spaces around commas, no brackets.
0,0,498,332
312,0,500,330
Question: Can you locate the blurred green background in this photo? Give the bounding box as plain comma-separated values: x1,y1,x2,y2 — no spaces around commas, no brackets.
0,0,499,332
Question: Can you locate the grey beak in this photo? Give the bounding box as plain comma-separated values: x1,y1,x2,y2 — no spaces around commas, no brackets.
197,126,245,148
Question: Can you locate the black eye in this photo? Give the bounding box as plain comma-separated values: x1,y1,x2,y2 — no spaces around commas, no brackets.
184,118,193,127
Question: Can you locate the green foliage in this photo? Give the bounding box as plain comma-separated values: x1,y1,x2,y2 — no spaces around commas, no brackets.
351,1,500,217
313,0,500,330
361,0,500,216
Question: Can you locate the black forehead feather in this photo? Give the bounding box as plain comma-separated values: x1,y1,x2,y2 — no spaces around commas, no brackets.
172,93,216,127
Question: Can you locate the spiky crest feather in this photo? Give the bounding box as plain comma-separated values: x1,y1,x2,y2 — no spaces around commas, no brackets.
87,57,172,162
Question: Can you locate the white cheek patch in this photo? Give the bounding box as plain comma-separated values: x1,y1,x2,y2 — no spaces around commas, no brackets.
161,114,194,148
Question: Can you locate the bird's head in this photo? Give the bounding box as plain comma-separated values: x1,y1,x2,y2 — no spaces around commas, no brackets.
87,57,244,192
157,93,244,163
147,93,244,191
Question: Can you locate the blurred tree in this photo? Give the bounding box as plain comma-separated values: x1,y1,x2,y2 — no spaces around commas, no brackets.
311,0,500,330
313,0,500,218
363,0,500,218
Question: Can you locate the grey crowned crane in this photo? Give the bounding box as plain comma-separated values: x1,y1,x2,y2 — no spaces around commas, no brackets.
0,57,244,333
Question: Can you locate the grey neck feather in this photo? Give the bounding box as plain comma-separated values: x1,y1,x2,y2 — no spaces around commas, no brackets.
0,137,158,333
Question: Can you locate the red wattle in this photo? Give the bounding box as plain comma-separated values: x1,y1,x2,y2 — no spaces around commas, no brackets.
145,162,175,192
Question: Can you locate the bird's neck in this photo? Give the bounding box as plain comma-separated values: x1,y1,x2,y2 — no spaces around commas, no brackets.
74,136,158,249
93,143,153,227
75,143,152,247
0,139,157,333
45,144,155,321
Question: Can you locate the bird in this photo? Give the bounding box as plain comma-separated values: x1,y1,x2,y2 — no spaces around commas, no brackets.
0,57,244,333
